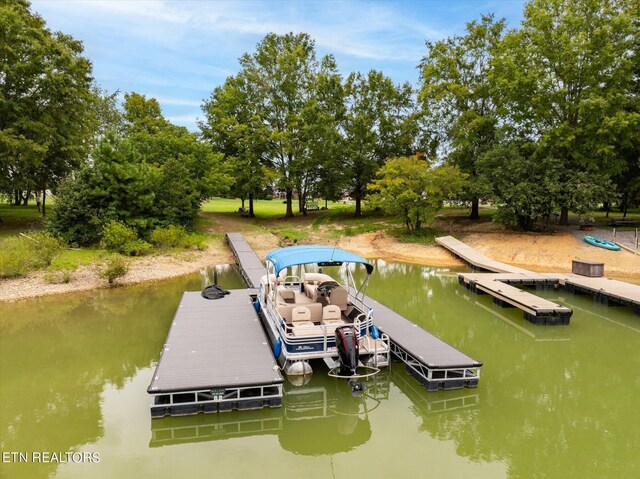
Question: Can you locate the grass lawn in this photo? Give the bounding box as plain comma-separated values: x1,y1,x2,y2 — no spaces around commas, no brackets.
201,197,352,219
0,204,44,237
201,198,293,218
49,248,105,271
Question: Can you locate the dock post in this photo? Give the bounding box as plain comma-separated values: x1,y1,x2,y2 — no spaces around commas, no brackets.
635,228,638,251
612,228,616,243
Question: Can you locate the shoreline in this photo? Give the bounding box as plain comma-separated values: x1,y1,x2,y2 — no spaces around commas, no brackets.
1,230,639,303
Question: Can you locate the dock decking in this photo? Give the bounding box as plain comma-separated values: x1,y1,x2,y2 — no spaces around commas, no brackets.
148,290,283,417
437,235,640,320
360,292,482,390
227,233,266,288
459,275,572,325
435,236,531,274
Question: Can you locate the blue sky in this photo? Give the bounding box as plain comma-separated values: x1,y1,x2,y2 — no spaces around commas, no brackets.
31,0,525,131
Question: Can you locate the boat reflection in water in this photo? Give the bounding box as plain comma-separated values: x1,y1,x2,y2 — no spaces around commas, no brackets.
149,368,479,451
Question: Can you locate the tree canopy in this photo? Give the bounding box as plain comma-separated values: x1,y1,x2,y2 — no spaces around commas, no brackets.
491,0,637,224
419,14,505,220
369,155,466,233
0,0,96,213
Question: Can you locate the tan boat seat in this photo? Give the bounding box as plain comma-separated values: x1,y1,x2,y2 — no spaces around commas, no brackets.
328,286,348,311
291,306,314,328
321,305,344,326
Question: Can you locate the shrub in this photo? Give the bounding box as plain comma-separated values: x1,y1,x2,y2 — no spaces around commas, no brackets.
492,206,519,230
0,238,32,278
99,255,129,284
0,233,65,278
150,225,187,248
31,232,65,267
182,233,208,250
122,239,153,256
100,221,137,252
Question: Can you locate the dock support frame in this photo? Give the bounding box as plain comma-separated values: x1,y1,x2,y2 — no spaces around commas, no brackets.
150,383,283,418
388,341,480,391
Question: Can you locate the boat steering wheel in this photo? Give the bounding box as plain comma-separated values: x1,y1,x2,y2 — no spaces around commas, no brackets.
317,281,339,297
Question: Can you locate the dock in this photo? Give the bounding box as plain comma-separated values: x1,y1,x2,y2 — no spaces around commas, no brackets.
360,292,482,390
435,235,531,274
148,290,283,417
437,235,640,321
227,234,481,392
227,233,266,288
458,273,572,325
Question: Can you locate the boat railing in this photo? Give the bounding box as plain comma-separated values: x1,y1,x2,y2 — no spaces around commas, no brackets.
348,289,371,315
265,299,373,356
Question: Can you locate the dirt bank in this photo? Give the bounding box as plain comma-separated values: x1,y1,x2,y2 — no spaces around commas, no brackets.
1,228,638,303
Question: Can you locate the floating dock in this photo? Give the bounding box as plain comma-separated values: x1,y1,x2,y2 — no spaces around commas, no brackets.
228,234,482,391
437,235,640,320
359,292,482,390
458,273,572,325
227,233,265,288
148,290,283,417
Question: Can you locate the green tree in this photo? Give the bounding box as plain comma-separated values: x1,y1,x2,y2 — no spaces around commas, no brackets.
0,0,96,214
124,93,232,222
368,155,466,232
234,33,336,217
342,70,419,216
491,0,637,225
48,132,156,244
201,73,271,217
478,140,609,231
419,14,505,220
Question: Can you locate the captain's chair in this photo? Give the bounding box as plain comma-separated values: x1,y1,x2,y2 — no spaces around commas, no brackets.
321,305,344,326
291,306,314,328
328,286,348,311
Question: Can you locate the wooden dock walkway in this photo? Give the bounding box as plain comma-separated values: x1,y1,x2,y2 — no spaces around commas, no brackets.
459,276,572,325
435,236,531,274
148,290,284,417
437,235,640,320
227,233,266,288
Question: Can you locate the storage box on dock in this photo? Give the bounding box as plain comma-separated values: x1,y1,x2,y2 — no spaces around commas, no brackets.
572,260,604,277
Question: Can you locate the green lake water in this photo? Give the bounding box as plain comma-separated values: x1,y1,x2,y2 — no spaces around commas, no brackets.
1,261,639,479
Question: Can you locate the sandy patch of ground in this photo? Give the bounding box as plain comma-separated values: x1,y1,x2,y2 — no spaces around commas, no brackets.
337,231,466,268
0,244,233,303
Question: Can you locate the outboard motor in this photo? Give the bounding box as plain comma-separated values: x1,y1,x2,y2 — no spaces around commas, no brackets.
335,325,359,376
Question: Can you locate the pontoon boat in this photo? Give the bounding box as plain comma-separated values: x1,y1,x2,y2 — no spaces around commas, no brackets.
257,245,390,379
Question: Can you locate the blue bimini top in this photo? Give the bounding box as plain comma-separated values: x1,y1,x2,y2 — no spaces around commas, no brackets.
265,245,374,277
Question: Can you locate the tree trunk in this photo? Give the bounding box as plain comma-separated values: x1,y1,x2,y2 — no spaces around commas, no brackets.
559,206,569,226
241,196,246,210
42,189,47,216
324,198,328,209
22,190,30,206
470,197,480,220
354,192,362,217
604,201,610,218
14,189,21,206
285,189,294,218
248,193,255,218
622,193,628,217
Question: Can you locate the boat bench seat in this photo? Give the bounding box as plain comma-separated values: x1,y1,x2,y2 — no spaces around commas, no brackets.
290,323,346,337
277,302,323,324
